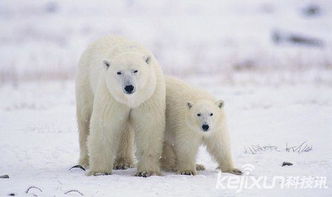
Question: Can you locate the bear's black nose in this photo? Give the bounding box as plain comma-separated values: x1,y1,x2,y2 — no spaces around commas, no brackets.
124,85,135,94
202,124,209,131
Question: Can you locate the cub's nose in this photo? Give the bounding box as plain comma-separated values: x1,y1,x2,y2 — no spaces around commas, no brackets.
124,85,135,94
202,124,209,131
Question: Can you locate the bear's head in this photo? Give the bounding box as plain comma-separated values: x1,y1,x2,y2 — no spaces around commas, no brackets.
102,52,157,108
185,99,225,134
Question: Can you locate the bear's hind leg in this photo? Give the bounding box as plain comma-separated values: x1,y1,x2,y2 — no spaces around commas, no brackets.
160,142,177,172
77,116,90,169
76,84,93,169
196,164,205,171
113,126,135,170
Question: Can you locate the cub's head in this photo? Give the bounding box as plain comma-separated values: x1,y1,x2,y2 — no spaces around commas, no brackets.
103,53,156,107
185,99,224,134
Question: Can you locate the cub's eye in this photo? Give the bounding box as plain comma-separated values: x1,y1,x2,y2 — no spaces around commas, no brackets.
197,113,201,117
117,71,122,75
210,113,213,116
133,70,138,73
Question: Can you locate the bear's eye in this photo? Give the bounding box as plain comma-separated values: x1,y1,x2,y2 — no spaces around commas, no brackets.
210,113,213,116
117,71,122,75
197,113,201,117
133,70,138,73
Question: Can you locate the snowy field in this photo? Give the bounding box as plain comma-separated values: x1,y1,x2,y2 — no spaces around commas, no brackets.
1,0,332,196
0,77,331,196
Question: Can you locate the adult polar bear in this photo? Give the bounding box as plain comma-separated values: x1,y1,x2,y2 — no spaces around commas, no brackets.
76,35,166,177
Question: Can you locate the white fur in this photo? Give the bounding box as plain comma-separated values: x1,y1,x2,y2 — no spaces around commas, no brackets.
161,76,241,175
75,35,165,176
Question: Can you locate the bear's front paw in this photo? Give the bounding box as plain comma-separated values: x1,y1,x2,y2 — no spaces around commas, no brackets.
86,170,112,176
223,168,243,175
196,164,206,171
178,169,197,175
135,170,160,177
113,158,134,170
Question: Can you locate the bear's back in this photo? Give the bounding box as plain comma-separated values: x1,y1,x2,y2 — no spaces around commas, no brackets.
165,76,215,106
88,35,151,60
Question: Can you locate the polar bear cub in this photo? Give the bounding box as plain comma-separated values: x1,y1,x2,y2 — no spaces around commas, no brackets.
76,35,166,177
161,76,242,175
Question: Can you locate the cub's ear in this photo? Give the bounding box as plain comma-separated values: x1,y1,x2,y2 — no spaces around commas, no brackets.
187,102,193,109
103,60,110,70
144,55,152,64
216,100,224,109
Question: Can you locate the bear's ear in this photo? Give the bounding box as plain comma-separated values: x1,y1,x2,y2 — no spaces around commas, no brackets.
144,55,152,64
187,102,193,109
103,60,110,70
216,100,224,109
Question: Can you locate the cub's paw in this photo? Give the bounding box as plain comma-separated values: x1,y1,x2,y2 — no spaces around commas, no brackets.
178,169,197,176
196,164,206,171
113,158,134,170
86,170,112,176
223,168,243,175
135,170,160,177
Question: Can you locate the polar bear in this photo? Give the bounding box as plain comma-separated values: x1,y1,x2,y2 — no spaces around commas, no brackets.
75,35,165,177
160,76,242,175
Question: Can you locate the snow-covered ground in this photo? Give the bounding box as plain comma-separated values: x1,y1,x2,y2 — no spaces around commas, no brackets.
0,77,331,196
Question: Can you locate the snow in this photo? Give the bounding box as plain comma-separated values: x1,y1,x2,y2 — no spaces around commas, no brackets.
1,0,332,81
1,0,332,196
0,79,331,196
